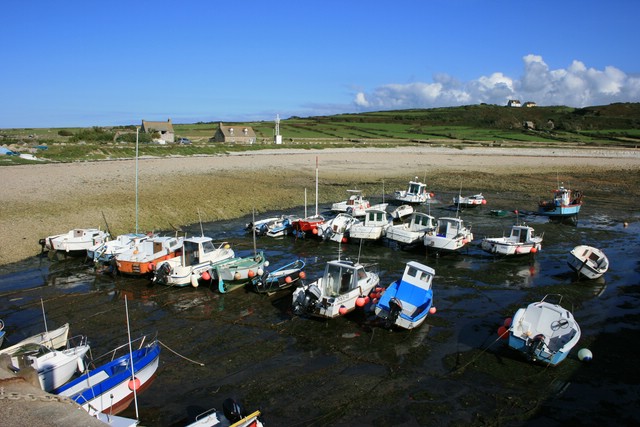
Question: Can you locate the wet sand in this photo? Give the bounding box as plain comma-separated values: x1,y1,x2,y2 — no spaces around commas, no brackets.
1,146,639,267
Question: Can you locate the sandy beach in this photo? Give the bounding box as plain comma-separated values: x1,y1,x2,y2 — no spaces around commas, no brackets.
1,145,638,266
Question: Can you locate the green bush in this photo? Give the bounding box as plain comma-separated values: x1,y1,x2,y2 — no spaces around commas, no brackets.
57,130,73,137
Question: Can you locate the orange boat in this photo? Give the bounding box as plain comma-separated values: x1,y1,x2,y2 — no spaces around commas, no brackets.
115,235,183,276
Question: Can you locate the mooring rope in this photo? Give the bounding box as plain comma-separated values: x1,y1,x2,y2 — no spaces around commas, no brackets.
158,340,205,366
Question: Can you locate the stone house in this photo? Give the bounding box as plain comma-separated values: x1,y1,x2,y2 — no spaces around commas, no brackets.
141,119,175,143
210,123,256,144
507,100,521,107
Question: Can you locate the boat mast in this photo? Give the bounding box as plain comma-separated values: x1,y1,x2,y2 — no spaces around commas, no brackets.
135,127,139,234
315,156,319,217
125,296,139,420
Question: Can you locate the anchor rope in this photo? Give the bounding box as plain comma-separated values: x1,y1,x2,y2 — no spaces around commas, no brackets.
158,340,205,366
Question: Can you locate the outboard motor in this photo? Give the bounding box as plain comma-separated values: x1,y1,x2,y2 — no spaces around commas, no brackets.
526,334,546,359
292,284,322,315
153,262,171,285
222,398,246,423
384,297,403,327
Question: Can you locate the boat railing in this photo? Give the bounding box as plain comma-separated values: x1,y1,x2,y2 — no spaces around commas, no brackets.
88,335,151,365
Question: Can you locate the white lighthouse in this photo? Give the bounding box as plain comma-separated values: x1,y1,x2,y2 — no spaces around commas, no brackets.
274,114,282,144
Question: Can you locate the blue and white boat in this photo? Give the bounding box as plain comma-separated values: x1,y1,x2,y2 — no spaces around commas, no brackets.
507,294,581,366
375,261,435,330
249,258,306,294
55,338,160,416
0,319,4,347
538,186,583,218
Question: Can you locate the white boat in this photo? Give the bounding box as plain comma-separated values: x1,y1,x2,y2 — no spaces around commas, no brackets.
390,204,414,221
0,322,70,355
385,212,436,246
508,294,581,366
265,214,300,237
567,245,609,280
8,336,90,392
88,233,151,266
39,228,109,254
453,193,486,208
186,399,264,427
292,258,379,319
375,261,435,330
481,224,543,256
317,213,357,242
151,237,235,287
394,177,433,204
115,235,183,276
246,216,283,236
349,208,392,241
55,338,161,416
331,190,388,217
423,217,473,252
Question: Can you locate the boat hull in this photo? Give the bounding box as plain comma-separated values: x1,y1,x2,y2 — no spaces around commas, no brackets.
0,323,70,355
567,245,609,280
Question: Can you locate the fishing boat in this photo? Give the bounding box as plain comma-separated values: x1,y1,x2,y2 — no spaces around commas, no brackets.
265,214,300,237
331,190,371,215
317,213,357,242
151,237,235,287
349,208,392,241
385,212,437,247
55,338,161,416
507,294,581,366
291,258,379,319
39,228,109,255
215,251,269,293
115,235,183,276
186,398,264,427
423,217,473,253
480,224,542,256
246,216,283,236
249,259,306,294
292,158,325,238
394,177,433,204
374,261,435,330
538,185,583,218
567,245,609,280
8,336,90,392
87,232,150,267
453,193,486,208
0,322,70,355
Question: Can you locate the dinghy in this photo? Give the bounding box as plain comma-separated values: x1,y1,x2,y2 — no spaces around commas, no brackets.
0,323,70,355
249,259,306,294
507,294,581,366
567,245,609,280
186,398,264,427
453,193,486,208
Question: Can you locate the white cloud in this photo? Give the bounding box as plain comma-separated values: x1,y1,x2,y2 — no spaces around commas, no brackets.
352,54,640,110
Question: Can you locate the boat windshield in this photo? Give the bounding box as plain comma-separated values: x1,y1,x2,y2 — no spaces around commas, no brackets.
324,263,356,296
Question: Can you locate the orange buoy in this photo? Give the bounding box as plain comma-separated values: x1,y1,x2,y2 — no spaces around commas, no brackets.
201,271,211,281
498,326,509,339
338,306,348,315
312,228,318,234
247,270,255,278
128,377,141,391
530,247,538,254
482,199,487,204
285,276,292,284
429,306,437,314
356,296,366,307
148,263,155,271
503,317,512,327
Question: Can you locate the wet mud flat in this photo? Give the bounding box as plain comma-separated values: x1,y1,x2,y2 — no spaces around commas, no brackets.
0,195,639,426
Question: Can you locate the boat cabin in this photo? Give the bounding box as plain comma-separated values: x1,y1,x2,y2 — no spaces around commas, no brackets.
510,225,534,243
434,217,465,238
321,260,368,297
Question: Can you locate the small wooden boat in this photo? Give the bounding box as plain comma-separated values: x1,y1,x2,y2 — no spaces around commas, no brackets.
186,398,264,427
538,185,583,218
386,212,436,246
317,213,357,242
215,251,269,293
8,336,90,392
394,177,433,204
0,323,70,355
249,259,306,294
481,224,542,256
55,338,161,416
151,237,235,287
507,294,581,366
39,228,109,255
292,258,379,319
349,208,392,241
375,261,435,330
453,193,486,208
423,217,473,252
115,235,183,276
567,245,609,280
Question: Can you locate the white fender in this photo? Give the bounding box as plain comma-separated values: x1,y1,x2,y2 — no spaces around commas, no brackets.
191,273,199,288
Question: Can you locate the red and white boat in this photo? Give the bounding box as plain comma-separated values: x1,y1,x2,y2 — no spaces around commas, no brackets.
115,235,183,276
292,157,325,237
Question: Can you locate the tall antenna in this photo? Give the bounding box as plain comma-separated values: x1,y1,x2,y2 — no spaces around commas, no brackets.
135,127,139,234
315,157,319,217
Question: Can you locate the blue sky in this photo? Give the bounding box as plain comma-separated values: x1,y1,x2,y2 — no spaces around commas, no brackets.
2,0,639,128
